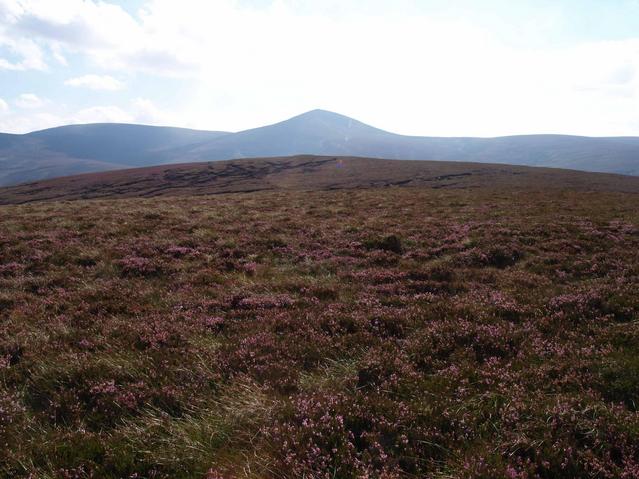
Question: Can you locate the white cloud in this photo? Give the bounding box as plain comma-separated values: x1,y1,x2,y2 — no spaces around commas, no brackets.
3,0,141,49
66,99,170,126
0,0,47,69
0,35,46,70
65,74,124,91
50,42,68,65
15,93,45,109
0,111,64,133
0,97,173,133
131,98,170,125
71,105,133,124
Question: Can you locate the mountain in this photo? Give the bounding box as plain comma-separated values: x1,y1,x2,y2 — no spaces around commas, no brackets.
2,155,639,205
162,110,398,161
27,123,229,165
119,110,639,176
0,124,229,186
3,110,639,186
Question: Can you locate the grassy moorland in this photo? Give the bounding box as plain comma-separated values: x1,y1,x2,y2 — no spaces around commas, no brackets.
3,156,639,205
1,184,639,478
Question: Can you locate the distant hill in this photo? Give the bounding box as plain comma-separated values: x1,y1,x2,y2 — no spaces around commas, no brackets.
2,155,639,205
27,123,229,165
3,110,639,186
163,111,639,176
0,124,229,186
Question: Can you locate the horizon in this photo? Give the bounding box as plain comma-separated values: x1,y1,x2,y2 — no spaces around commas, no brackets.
2,0,639,137
5,108,639,140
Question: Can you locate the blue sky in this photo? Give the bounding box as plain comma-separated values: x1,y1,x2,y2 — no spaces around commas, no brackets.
1,0,639,136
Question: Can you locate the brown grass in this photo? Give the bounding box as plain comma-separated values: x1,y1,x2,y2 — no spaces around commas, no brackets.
2,155,639,205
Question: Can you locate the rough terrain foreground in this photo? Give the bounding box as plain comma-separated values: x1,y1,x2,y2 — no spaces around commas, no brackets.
3,156,639,205
1,186,639,478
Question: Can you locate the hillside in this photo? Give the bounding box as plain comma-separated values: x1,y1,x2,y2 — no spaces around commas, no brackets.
0,124,228,186
168,110,639,177
3,110,639,186
27,123,229,166
2,155,639,205
2,183,639,477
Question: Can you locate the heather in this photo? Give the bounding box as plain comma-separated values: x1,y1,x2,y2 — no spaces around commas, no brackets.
1,187,639,478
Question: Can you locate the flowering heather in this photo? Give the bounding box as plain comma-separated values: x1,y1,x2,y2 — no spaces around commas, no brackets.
118,255,161,277
1,188,639,478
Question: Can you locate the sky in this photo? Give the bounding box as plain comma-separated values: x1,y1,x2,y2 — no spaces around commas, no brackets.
1,0,639,137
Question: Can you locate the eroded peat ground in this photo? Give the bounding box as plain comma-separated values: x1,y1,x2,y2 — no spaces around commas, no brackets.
1,187,639,478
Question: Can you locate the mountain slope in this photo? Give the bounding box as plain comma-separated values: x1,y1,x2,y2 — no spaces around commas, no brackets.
3,110,639,186
28,123,229,166
164,110,399,161
160,110,639,176
0,124,229,186
0,132,21,148
96,111,639,177
2,155,639,205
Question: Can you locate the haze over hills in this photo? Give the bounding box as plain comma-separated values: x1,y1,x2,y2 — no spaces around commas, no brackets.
3,109,639,186
0,124,229,187
27,124,229,165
